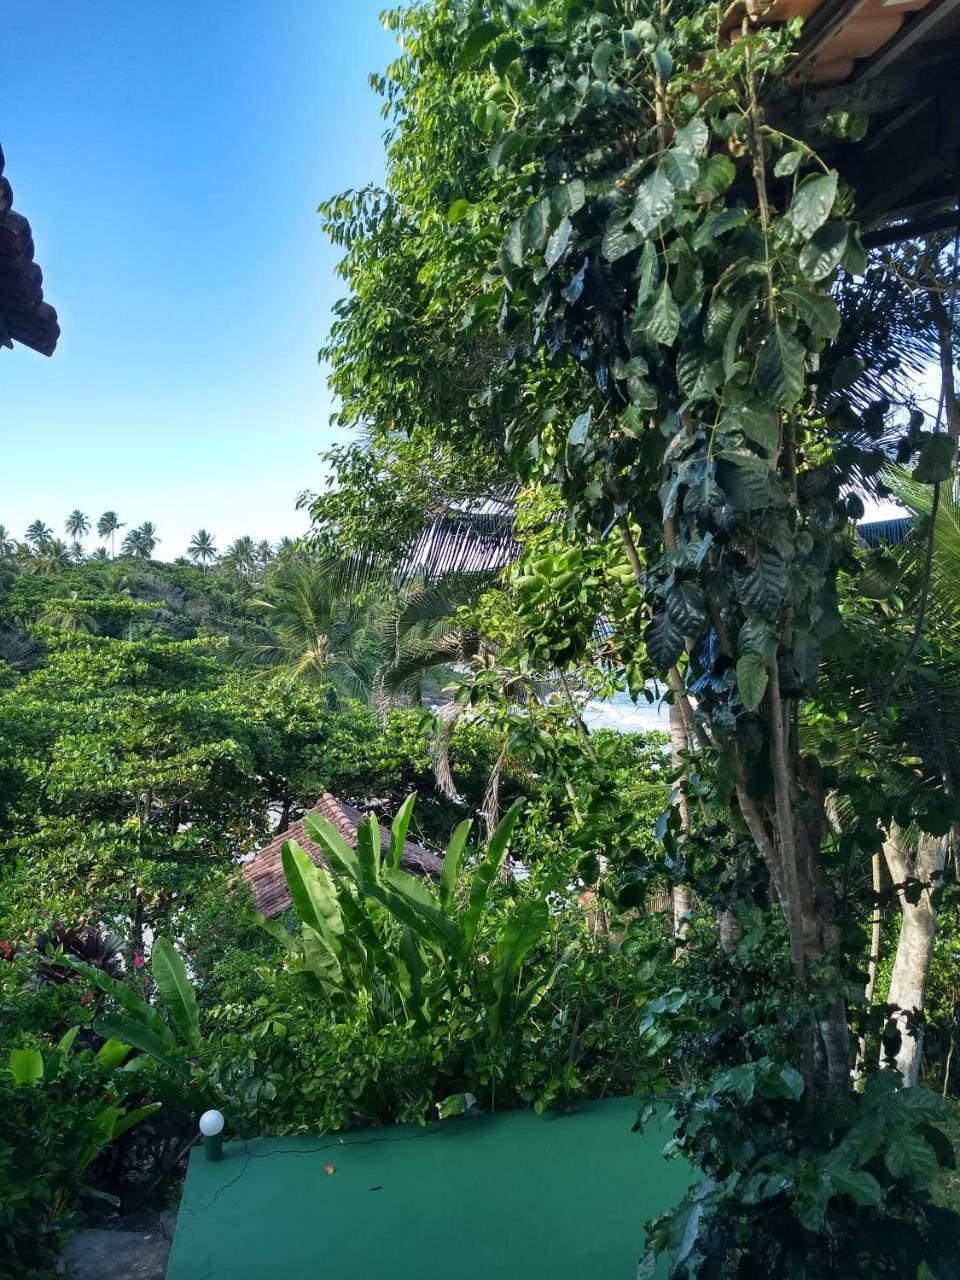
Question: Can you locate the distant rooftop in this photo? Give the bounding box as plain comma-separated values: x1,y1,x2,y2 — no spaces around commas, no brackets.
241,792,443,918
0,143,59,356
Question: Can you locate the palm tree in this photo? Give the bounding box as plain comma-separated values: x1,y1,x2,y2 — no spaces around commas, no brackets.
65,510,90,540
122,522,159,560
68,540,85,564
96,512,125,558
40,591,96,633
0,525,15,559
89,547,109,562
244,555,379,698
25,520,52,548
32,538,71,576
255,540,275,577
188,529,218,570
223,535,256,576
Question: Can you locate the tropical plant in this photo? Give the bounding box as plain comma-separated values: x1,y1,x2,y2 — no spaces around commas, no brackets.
121,522,159,560
245,555,379,697
222,535,257,577
95,511,124,558
0,525,15,559
32,923,123,984
25,520,53,548
64,510,90,541
268,795,563,1044
1,1030,156,1277
188,528,218,569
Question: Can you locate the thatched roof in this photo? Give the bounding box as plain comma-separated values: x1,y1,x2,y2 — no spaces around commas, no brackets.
241,792,443,918
0,144,59,356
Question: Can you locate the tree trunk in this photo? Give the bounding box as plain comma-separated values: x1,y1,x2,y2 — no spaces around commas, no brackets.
668,693,692,942
719,906,741,954
881,831,948,1086
855,851,883,1079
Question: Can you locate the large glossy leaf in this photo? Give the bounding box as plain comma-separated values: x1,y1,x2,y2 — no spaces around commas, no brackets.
646,283,680,345
780,286,840,339
61,957,178,1050
631,170,674,237
281,840,345,939
151,938,200,1049
645,609,684,670
487,897,549,1037
302,812,360,879
93,1013,185,1075
387,793,417,871
788,171,837,237
736,653,769,711
716,451,771,511
663,147,698,193
741,550,787,615
461,799,525,955
885,1128,938,1182
799,220,848,282
8,1047,43,1085
356,813,382,886
756,319,805,406
545,216,573,269
439,818,471,909
460,20,502,67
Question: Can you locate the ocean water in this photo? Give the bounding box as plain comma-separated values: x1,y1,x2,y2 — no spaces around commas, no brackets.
582,688,667,735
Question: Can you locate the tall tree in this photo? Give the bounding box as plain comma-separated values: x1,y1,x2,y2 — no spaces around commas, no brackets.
122,522,159,560
26,520,52,548
65,509,90,540
96,511,125,559
188,529,218,570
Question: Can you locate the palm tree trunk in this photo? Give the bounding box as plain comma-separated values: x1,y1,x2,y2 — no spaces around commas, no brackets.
855,851,882,1080
668,692,692,942
881,830,948,1086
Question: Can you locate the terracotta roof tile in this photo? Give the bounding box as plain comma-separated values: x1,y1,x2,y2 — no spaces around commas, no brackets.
242,792,443,918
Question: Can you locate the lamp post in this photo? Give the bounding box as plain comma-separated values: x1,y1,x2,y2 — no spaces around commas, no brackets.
199,1109,225,1162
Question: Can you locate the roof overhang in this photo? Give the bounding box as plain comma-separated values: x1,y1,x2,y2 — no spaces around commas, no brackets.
0,143,59,356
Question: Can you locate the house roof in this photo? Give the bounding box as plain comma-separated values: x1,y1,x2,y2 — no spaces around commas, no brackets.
0,144,59,356
241,792,443,918
723,0,960,241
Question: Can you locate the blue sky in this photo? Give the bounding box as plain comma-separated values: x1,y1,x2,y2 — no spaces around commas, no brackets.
3,1,395,557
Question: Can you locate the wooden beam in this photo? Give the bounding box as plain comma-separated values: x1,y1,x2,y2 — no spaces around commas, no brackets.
853,0,960,81
862,205,960,248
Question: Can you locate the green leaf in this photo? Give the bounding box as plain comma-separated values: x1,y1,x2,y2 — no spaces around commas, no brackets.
92,1014,185,1075
439,818,471,910
545,216,573,269
756,319,805,406
799,220,848,282
828,1165,883,1207
388,792,417,871
773,149,802,177
842,226,868,276
736,654,769,711
722,298,756,378
734,406,779,452
886,1128,939,1183
491,38,522,75
663,148,698,193
356,813,382,886
489,130,528,171
460,21,503,67
303,812,360,878
652,43,673,82
447,199,472,224
60,957,178,1050
716,451,771,511
8,1047,43,1085
674,118,709,157
859,553,899,599
601,214,640,263
591,39,616,81
697,154,736,197
646,283,680,345
914,434,956,484
634,239,658,306
739,616,778,657
151,938,201,1049
741,550,787,614
488,897,550,1036
282,840,345,939
631,170,674,237
789,171,838,237
693,207,748,250
645,609,684,670
568,408,592,446
462,799,525,954
780,286,840,339
94,1038,131,1071
665,580,706,632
